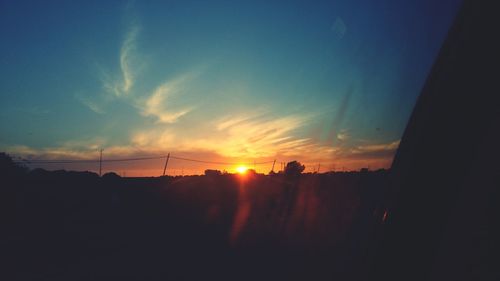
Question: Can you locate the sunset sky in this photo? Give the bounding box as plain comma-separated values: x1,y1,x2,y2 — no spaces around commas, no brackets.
0,0,461,176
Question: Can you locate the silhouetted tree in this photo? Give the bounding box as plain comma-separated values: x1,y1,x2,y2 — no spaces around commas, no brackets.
248,169,257,174
0,152,27,178
205,169,222,176
284,161,305,176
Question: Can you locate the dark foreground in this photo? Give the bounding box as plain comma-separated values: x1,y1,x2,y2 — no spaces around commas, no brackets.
1,169,388,281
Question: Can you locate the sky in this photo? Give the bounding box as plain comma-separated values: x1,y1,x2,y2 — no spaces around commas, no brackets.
0,0,462,176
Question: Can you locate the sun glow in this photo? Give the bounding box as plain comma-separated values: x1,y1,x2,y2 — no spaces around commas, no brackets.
236,166,248,174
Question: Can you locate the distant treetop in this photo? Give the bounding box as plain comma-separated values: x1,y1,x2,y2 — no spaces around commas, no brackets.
284,161,305,176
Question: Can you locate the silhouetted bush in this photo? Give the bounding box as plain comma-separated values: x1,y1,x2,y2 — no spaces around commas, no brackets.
103,172,121,180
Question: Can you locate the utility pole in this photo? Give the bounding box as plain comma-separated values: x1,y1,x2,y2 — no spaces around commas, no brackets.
99,149,103,177
162,153,170,176
317,163,321,173
271,159,276,173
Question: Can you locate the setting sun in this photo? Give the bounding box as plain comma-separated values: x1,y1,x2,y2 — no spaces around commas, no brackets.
236,166,248,174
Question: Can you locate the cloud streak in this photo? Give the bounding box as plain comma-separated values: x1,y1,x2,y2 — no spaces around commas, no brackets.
101,25,140,98
96,25,196,124
120,26,139,95
75,93,105,114
140,76,195,123
183,112,339,159
348,140,400,159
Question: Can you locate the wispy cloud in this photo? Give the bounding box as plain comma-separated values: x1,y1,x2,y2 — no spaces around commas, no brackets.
336,129,349,141
334,140,400,162
121,111,330,160
87,24,142,116
96,24,196,124
120,26,139,95
351,140,400,155
140,75,196,123
188,112,337,159
101,25,140,98
216,110,268,131
75,93,105,114
215,114,308,154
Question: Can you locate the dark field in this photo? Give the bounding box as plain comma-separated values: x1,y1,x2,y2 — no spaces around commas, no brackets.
2,169,388,281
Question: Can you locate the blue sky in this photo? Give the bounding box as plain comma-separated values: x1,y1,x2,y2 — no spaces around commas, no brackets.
0,0,462,175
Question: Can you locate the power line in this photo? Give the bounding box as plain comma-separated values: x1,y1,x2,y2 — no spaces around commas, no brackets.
169,155,274,165
14,154,276,166
16,155,167,163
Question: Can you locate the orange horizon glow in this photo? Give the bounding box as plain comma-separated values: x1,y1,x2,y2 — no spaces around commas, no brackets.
10,148,394,177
